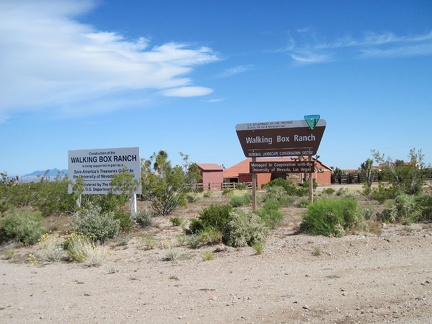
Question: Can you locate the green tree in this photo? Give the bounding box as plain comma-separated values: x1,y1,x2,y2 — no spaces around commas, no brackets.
372,148,425,195
360,158,374,191
110,168,141,207
141,151,201,216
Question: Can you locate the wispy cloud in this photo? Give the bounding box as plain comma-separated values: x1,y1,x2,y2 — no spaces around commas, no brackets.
283,29,432,65
206,98,224,103
0,0,219,121
217,65,253,78
159,86,213,97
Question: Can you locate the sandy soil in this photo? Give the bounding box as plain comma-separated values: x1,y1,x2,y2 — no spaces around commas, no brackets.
1,189,432,323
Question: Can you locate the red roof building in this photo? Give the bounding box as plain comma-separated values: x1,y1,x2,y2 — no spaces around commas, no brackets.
196,163,224,190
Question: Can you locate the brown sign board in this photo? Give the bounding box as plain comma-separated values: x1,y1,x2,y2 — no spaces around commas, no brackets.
250,161,314,173
236,119,326,157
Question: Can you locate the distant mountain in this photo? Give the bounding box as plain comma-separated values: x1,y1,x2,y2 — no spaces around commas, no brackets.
23,168,68,179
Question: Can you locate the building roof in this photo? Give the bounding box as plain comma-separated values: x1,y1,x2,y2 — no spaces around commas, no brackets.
196,163,224,171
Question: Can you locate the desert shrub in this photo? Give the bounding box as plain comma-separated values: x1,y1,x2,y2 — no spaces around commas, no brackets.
169,216,185,227
140,235,157,250
135,209,154,228
1,182,36,208
235,183,247,190
222,188,234,196
255,205,284,229
72,204,120,243
322,188,335,195
229,193,251,207
202,251,214,261
302,179,318,190
300,197,361,237
415,194,432,222
0,209,46,245
186,194,197,203
198,227,223,245
64,232,108,266
222,210,269,247
297,198,310,208
371,182,397,203
379,193,419,224
33,177,76,216
262,186,295,207
39,233,64,262
251,240,265,255
141,151,200,216
187,204,232,234
263,178,299,196
203,191,211,198
114,210,134,233
187,218,205,235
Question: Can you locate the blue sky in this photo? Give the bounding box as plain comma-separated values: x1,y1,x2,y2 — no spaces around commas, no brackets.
1,0,432,176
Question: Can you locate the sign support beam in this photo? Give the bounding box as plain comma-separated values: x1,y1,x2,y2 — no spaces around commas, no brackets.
252,157,257,210
308,155,314,203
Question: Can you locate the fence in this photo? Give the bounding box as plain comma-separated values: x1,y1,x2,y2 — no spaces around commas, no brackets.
191,182,254,191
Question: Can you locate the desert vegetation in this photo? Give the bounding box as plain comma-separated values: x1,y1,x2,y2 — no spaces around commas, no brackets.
1,149,431,268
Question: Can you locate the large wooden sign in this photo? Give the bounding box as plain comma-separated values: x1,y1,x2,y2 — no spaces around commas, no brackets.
236,119,326,158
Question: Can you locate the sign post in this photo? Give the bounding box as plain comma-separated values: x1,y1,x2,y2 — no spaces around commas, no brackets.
236,118,326,206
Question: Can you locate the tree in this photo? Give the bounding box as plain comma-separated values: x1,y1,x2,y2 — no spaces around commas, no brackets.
141,151,201,216
372,148,425,195
360,158,374,190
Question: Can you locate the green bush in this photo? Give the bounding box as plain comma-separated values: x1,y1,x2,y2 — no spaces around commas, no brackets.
379,193,420,224
235,183,247,190
255,204,284,229
198,227,223,245
415,194,432,222
222,188,234,196
169,216,185,227
229,193,251,207
34,178,76,216
134,209,154,228
72,204,120,243
371,182,397,203
300,197,361,237
297,198,310,208
222,210,269,247
186,194,198,203
263,178,309,197
187,204,232,234
114,210,134,233
262,186,295,207
322,188,335,195
0,209,46,245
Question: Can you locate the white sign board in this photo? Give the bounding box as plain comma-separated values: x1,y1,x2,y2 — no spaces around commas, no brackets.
68,147,141,195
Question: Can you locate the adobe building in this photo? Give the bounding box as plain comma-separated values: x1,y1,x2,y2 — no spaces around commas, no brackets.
196,163,224,190
223,158,332,189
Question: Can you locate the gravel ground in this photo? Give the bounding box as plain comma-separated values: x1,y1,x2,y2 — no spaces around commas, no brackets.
1,189,432,323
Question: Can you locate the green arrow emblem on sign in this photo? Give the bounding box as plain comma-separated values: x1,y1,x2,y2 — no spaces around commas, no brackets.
304,115,320,130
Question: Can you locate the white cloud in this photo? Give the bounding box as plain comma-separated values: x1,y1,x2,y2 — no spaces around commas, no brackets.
218,65,253,78
0,0,219,121
160,86,214,97
206,98,224,103
284,30,432,65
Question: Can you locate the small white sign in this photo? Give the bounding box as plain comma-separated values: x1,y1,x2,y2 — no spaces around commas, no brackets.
68,147,141,195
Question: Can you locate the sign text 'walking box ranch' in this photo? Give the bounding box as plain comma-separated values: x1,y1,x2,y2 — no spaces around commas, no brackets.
68,147,141,195
236,119,326,158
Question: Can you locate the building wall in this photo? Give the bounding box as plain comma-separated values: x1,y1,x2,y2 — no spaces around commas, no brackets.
201,171,224,190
